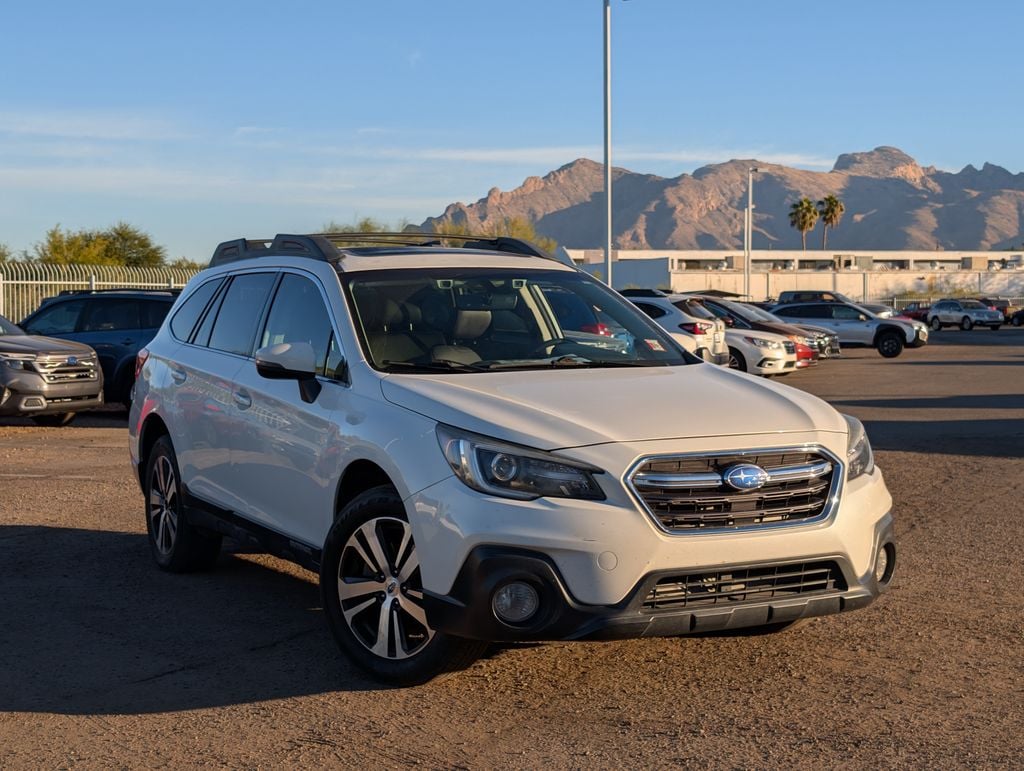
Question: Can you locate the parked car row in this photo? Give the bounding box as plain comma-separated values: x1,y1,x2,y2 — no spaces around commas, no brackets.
0,289,177,424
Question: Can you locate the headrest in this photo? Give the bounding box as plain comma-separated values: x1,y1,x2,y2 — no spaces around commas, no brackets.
382,299,403,328
454,309,492,340
421,293,454,332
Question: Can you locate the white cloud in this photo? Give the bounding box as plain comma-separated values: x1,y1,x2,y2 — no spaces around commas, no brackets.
0,110,187,141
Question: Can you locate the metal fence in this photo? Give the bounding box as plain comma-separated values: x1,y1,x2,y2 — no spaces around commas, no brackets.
888,295,1024,311
0,263,202,323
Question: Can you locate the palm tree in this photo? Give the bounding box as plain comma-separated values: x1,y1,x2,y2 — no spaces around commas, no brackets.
788,197,819,250
816,195,845,250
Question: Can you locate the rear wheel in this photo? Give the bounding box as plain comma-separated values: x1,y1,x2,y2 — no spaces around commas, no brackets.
1012,316,1022,327
321,486,487,685
30,412,76,427
727,347,747,372
960,316,973,331
877,332,904,358
929,316,942,331
144,435,221,572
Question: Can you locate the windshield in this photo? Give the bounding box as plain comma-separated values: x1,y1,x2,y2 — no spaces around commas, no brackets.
739,303,785,323
961,300,987,309
344,268,691,373
0,315,25,336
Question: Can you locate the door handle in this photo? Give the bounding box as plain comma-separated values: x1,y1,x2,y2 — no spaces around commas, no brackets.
170,368,187,384
233,390,252,409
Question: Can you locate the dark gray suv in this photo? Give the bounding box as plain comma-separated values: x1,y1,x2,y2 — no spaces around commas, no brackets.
0,314,103,426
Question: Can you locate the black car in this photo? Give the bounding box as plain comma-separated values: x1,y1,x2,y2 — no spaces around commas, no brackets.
0,313,103,425
20,289,178,406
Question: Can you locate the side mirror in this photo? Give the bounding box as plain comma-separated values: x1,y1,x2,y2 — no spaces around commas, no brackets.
858,314,869,321
723,316,734,327
255,342,322,403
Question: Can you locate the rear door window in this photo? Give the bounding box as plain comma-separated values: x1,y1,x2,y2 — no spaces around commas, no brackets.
80,300,142,332
170,280,223,341
23,299,86,335
208,273,277,356
634,302,667,319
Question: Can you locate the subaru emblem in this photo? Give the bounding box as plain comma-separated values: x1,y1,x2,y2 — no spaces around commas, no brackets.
722,463,769,491
66,356,78,366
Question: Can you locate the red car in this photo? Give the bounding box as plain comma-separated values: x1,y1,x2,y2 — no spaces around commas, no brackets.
897,301,931,321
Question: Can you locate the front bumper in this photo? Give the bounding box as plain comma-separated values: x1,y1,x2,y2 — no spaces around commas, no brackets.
0,374,104,416
423,515,894,642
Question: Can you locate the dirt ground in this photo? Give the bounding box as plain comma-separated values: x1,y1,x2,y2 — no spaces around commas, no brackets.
1,329,1022,769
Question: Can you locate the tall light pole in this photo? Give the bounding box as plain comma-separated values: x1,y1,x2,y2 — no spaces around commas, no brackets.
603,0,613,287
743,167,761,298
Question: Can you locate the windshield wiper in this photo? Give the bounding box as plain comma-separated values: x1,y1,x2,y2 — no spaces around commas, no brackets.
382,359,490,372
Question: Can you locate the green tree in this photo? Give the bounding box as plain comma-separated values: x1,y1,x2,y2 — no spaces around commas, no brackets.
816,194,845,250
33,226,112,265
168,256,205,270
33,223,167,266
788,197,819,250
0,243,11,262
104,222,166,267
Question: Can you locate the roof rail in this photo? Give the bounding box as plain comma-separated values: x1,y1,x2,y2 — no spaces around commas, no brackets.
208,231,557,268
210,234,342,267
315,231,556,261
55,287,182,297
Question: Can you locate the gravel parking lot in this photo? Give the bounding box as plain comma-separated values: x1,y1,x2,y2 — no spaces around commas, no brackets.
1,330,1022,768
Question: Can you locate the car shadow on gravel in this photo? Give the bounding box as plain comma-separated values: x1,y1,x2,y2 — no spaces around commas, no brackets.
0,525,384,714
0,410,128,429
859,418,1024,457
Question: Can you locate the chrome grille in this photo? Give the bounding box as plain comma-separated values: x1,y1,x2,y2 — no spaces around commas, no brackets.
33,354,98,383
643,561,846,610
783,340,796,354
629,448,840,532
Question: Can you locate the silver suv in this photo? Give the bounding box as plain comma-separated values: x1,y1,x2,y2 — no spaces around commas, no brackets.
129,232,896,685
926,299,1003,331
772,302,927,358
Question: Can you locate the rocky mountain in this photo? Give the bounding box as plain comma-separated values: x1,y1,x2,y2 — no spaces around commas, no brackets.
420,147,1024,251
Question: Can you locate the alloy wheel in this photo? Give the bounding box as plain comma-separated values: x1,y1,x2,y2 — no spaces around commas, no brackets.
148,455,179,556
930,317,941,331
337,517,434,660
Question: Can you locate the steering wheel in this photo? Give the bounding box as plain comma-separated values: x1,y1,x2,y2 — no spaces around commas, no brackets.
528,337,575,356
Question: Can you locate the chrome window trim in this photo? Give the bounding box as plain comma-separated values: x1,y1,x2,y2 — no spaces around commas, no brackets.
624,444,845,536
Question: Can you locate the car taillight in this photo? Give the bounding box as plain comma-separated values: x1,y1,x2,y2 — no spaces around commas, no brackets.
679,322,712,334
135,347,150,379
580,323,613,336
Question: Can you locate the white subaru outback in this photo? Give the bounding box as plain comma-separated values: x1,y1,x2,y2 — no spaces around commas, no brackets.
128,233,896,685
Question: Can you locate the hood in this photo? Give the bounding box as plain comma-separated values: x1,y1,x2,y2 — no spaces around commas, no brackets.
380,363,846,451
752,321,815,340
0,334,96,356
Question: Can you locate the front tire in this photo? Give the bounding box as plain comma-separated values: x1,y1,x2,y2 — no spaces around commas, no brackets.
30,412,76,427
321,486,486,685
727,347,747,372
929,316,942,331
960,316,973,331
877,332,904,358
1012,316,1022,327
144,435,221,572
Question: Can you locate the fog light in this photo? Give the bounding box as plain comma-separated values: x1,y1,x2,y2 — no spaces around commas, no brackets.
874,543,896,585
492,581,539,624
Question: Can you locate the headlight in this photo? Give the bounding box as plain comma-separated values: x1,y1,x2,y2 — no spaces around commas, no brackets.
0,352,35,370
843,414,875,480
744,336,782,350
436,424,605,501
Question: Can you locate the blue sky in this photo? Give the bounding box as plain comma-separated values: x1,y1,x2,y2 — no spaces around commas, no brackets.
1,0,1021,260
